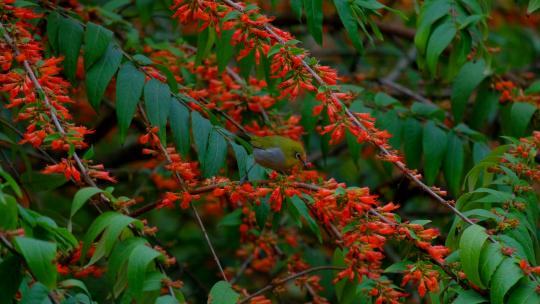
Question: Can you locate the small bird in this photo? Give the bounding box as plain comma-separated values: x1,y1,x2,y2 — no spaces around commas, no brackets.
249,135,309,172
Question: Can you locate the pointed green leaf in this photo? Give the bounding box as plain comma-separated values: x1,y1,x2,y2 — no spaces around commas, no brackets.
509,102,536,137
403,118,423,169
116,62,145,142
169,101,191,157
216,29,234,72
202,129,227,178
443,131,464,195
0,195,17,230
208,281,240,304
426,19,456,75
508,282,540,304
84,22,113,69
21,283,52,304
0,256,22,304
528,0,540,13
86,44,122,108
71,187,103,218
334,0,363,52
14,237,57,289
459,224,488,289
144,78,172,142
452,290,486,304
490,258,523,304
58,17,83,82
304,0,323,45
451,60,487,122
291,0,303,20
192,111,212,166
290,196,322,242
127,244,162,298
422,121,447,184
88,214,138,266
415,0,451,54
46,12,62,52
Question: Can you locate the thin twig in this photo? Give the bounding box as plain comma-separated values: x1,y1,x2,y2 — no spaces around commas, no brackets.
137,104,229,282
238,266,344,303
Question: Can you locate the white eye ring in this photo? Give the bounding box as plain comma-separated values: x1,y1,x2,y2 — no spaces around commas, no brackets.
295,152,301,159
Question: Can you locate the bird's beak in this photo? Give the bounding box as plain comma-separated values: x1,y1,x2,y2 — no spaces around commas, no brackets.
301,158,311,169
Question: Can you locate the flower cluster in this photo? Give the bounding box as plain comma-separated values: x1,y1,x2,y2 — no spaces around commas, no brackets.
401,263,440,297
0,3,113,183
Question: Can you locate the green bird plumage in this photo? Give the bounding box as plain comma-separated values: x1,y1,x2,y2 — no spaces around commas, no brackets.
248,135,308,172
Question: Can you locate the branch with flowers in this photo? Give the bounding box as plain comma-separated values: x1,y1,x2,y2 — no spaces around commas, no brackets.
0,0,539,303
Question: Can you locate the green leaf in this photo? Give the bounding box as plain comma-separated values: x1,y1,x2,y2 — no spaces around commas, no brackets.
374,92,399,107
451,60,487,122
71,187,103,218
509,102,536,137
452,290,486,304
426,19,456,75
58,17,83,82
291,0,303,20
156,295,180,304
144,78,172,142
231,142,249,179
86,44,122,108
87,213,139,266
290,196,322,242
411,102,445,121
14,237,57,289
201,129,227,178
459,224,488,289
216,29,234,72
208,281,240,304
59,279,92,298
443,132,464,195
0,195,17,230
527,0,540,13
508,282,540,304
304,0,323,45
422,121,447,184
403,118,423,169
525,79,540,94
0,256,22,304
46,12,62,52
334,0,363,52
127,244,162,298
490,258,523,304
169,101,191,157
0,168,21,198
106,238,146,291
415,0,451,54
192,111,212,167
84,22,113,69
479,243,504,286
82,212,134,260
21,283,52,304
116,62,145,142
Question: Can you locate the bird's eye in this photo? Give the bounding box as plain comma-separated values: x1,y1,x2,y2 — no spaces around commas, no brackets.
295,152,301,159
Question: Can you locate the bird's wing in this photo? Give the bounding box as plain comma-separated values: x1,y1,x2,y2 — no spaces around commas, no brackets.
250,136,279,149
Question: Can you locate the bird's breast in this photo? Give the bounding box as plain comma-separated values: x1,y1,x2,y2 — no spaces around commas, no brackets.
253,147,287,171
